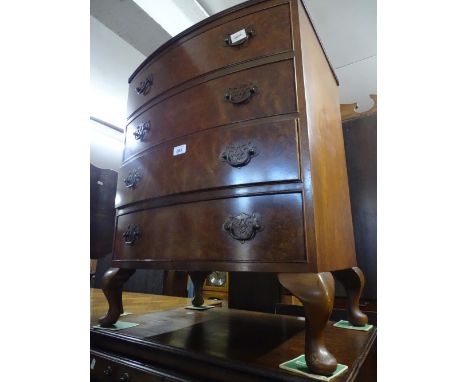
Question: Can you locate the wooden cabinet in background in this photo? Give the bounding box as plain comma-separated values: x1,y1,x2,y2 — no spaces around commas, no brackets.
90,164,117,260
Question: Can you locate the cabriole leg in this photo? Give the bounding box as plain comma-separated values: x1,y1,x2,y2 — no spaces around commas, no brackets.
188,271,210,307
332,267,368,326
278,272,337,376
99,267,135,327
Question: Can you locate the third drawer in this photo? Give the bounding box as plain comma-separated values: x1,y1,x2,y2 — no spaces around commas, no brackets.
116,118,301,207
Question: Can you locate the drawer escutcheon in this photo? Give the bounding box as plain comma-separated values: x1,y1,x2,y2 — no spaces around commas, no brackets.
220,141,258,168
223,212,263,243
123,224,141,245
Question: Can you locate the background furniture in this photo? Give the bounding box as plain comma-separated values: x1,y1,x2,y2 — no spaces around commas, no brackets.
99,0,368,375
341,96,377,302
202,271,229,305
90,164,117,286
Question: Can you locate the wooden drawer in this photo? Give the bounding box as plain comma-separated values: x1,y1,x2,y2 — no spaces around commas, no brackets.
127,2,293,117
116,119,300,207
90,350,186,382
113,193,305,264
124,59,297,161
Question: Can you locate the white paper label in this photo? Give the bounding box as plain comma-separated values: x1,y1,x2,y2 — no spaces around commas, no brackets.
90,358,96,370
230,29,247,44
173,144,187,156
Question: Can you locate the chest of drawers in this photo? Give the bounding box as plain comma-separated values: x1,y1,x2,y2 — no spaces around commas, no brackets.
99,0,369,376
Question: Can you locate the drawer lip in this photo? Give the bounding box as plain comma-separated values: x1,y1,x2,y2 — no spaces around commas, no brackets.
110,260,315,273
116,118,301,208
116,182,304,216
127,1,294,119
124,59,298,161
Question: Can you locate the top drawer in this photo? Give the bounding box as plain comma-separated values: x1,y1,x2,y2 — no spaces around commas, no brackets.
127,2,293,118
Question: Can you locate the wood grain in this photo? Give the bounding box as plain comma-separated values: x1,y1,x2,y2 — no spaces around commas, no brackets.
297,1,356,272
113,193,306,265
127,2,293,117
116,119,300,207
124,59,297,161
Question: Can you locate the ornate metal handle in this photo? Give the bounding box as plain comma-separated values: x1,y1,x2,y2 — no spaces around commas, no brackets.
123,224,141,245
224,27,256,47
223,212,263,243
133,120,151,141
224,83,257,104
124,168,142,189
220,141,258,168
135,74,153,96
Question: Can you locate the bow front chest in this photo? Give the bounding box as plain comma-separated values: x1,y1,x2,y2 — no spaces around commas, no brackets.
99,0,368,376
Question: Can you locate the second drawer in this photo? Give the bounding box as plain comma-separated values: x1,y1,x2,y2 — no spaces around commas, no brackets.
116,119,300,207
124,59,297,161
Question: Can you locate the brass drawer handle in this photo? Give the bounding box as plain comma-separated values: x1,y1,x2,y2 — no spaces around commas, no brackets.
133,120,151,141
135,74,153,96
224,26,256,47
224,83,257,104
124,168,142,189
123,224,141,245
220,141,258,168
223,212,263,243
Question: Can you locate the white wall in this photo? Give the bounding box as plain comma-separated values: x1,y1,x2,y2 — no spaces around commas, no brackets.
303,0,377,111
90,16,146,171
89,119,124,171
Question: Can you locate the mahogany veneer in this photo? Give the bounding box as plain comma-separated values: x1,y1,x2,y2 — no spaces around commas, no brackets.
100,0,369,375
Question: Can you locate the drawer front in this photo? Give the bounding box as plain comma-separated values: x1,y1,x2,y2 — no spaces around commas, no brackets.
124,59,297,161
127,2,292,117
114,193,305,263
90,351,182,382
116,119,300,207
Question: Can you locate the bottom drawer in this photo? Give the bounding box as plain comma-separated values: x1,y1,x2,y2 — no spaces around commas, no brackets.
90,350,188,381
113,193,305,264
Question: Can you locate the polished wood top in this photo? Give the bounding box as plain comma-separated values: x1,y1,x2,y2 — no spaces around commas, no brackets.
91,289,376,381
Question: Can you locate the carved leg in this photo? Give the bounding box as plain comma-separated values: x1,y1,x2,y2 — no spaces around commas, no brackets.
278,272,337,376
188,271,210,307
332,267,368,326
99,268,135,327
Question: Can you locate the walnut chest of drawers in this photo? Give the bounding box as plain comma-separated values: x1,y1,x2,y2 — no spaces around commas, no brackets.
99,0,369,376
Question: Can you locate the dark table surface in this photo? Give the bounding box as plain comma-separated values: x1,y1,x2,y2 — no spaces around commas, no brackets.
91,304,376,382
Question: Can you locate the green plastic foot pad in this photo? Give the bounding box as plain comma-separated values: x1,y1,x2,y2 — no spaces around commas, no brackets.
93,320,139,331
279,355,348,381
333,320,373,332
185,305,215,311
